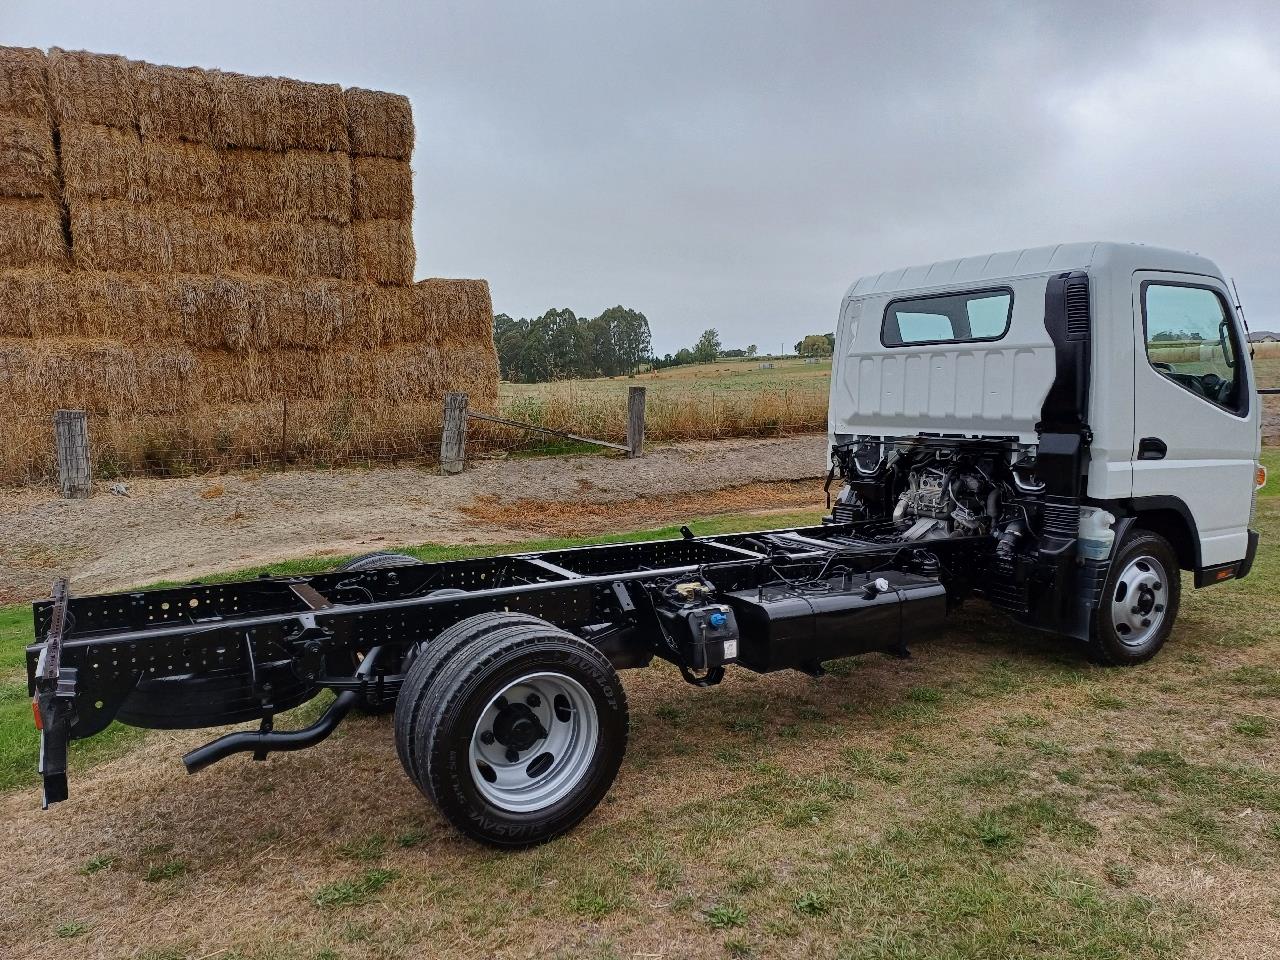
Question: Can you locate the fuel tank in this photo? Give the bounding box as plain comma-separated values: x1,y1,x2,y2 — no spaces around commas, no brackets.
724,570,947,672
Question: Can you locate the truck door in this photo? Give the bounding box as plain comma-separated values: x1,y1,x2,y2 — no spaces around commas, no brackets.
1130,272,1256,567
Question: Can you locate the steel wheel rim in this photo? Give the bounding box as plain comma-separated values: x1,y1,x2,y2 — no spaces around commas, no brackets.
1110,554,1168,648
468,671,599,813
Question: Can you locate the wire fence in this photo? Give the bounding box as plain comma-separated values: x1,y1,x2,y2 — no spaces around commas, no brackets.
4,385,833,488
11,370,1277,492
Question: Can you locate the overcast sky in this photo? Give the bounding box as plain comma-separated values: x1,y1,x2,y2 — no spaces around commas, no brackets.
6,0,1279,352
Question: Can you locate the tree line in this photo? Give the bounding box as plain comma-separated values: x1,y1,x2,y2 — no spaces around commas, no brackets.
493,307,653,382
493,306,836,383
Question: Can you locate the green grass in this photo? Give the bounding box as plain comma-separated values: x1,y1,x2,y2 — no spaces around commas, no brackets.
312,868,399,909
143,859,186,882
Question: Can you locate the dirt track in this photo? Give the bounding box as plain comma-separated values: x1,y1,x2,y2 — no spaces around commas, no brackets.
0,436,828,602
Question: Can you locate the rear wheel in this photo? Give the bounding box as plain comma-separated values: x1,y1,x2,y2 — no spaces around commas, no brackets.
394,612,549,786
1089,529,1181,665
403,618,628,847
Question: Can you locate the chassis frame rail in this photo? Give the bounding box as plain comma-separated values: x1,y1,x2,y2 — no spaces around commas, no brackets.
26,520,993,804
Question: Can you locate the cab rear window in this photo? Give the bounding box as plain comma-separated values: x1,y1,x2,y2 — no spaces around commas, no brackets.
882,288,1013,347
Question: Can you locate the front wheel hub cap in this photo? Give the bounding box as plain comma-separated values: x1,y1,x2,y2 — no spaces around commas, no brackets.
1111,554,1169,648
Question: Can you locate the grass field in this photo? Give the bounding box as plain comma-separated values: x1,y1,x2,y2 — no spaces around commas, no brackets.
1,452,1278,958
486,357,832,452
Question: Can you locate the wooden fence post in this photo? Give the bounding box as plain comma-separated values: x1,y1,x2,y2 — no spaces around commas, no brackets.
54,409,92,498
627,386,646,458
440,392,468,474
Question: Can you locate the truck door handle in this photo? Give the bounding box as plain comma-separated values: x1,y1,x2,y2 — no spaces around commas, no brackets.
1138,437,1167,461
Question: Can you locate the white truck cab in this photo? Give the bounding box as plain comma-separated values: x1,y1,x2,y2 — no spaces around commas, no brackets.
828,242,1263,662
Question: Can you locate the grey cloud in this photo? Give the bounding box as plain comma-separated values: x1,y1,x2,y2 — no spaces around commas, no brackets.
4,0,1279,350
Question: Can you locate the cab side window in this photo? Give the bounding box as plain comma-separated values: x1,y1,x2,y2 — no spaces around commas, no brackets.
882,289,1012,346
1143,283,1246,414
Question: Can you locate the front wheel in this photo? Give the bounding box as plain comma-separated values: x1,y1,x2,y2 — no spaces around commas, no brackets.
1089,529,1181,665
405,619,628,847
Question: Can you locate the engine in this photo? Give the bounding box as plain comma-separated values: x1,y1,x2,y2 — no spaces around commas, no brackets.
831,442,1023,543
892,459,999,539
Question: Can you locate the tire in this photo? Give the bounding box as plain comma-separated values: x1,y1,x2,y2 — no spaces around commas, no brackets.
1088,528,1181,665
393,612,549,786
336,551,422,572
408,621,628,847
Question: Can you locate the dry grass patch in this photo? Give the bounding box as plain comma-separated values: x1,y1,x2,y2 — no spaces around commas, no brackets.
461,479,824,537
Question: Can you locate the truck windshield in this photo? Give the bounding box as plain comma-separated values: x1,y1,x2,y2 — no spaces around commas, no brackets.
882,289,1012,346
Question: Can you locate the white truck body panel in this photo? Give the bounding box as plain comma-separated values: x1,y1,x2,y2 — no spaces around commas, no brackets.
830,241,1262,567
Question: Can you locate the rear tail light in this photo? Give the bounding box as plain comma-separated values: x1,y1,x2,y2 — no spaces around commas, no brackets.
1251,463,1264,526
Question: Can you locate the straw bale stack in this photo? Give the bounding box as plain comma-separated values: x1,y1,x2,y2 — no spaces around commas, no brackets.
0,44,499,482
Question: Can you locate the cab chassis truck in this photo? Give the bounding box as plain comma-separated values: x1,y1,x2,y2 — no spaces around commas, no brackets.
28,243,1265,846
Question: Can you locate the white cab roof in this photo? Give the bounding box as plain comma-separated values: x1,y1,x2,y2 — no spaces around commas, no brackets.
845,242,1223,300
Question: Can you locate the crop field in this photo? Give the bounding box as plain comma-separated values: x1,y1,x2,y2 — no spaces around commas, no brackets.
1,450,1277,960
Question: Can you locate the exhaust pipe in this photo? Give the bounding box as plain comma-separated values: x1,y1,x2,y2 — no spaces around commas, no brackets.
182,646,383,774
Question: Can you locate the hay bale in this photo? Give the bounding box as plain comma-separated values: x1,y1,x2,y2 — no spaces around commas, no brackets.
0,114,57,198
63,126,347,222
223,148,352,223
0,335,196,414
60,123,143,203
344,87,413,160
352,156,412,220
215,73,349,151
136,61,216,143
0,269,73,336
0,269,185,342
413,277,493,344
354,218,415,286
402,278,496,407
279,77,349,152
143,137,224,208
64,125,223,208
0,47,50,123
212,71,283,151
251,220,355,281
48,48,138,129
194,342,445,404
0,198,67,269
283,150,352,222
439,340,499,410
70,201,208,274
70,201,357,280
294,277,364,346
172,273,267,351
71,269,181,340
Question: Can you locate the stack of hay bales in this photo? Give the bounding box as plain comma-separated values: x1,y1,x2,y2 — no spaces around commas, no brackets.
0,48,66,270
0,47,497,480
